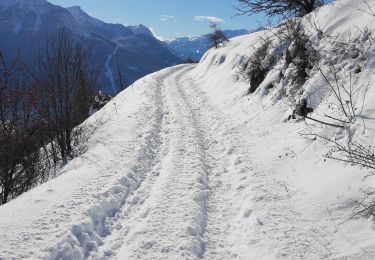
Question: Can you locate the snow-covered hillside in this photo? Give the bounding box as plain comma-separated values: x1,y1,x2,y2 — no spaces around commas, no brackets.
164,29,249,62
2,0,375,259
0,0,181,94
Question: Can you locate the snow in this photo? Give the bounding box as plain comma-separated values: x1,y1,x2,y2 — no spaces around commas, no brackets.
2,0,375,259
128,24,154,37
66,6,105,28
105,45,120,94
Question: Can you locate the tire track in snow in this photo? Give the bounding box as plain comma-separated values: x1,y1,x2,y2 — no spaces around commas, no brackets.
115,65,210,259
170,69,334,259
47,68,182,260
148,65,248,259
115,65,252,259
172,69,240,259
92,68,182,258
180,71,335,259
181,76,259,259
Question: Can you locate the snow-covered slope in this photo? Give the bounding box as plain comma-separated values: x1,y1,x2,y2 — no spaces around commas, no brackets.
164,29,249,62
128,24,155,37
2,0,375,259
0,0,181,94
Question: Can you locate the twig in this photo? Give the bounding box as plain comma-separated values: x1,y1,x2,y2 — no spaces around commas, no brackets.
305,116,344,128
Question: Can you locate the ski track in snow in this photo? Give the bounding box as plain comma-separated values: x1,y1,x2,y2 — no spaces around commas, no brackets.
0,65,337,260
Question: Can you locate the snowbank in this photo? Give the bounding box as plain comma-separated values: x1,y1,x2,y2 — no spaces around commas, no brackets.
188,0,375,258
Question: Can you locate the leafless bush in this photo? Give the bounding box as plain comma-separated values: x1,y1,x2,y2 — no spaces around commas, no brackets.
302,130,375,171
344,188,375,222
240,38,277,94
326,139,375,170
313,64,369,124
277,18,369,128
0,30,101,204
0,53,49,204
247,20,317,109
207,24,229,49
284,20,318,84
298,62,373,172
32,30,99,162
299,39,374,177
236,0,325,18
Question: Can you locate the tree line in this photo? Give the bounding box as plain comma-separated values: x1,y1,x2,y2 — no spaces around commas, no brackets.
0,30,99,204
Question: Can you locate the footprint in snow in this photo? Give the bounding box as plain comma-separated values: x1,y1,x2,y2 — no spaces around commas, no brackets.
243,209,253,218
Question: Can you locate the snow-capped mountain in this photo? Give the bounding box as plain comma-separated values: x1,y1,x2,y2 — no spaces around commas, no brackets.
127,24,154,37
0,0,181,94
65,6,135,40
164,29,249,62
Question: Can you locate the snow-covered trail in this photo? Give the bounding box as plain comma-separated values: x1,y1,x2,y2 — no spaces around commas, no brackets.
112,64,247,259
108,65,332,259
0,64,339,260
99,64,247,259
146,65,332,260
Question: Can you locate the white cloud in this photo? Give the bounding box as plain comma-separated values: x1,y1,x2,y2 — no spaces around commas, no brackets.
193,16,224,24
160,15,175,22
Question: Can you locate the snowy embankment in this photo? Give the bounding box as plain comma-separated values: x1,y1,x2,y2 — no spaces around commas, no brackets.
2,0,375,259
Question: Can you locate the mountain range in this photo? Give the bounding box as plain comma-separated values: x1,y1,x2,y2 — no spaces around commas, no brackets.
0,0,181,94
164,29,250,62
0,0,252,93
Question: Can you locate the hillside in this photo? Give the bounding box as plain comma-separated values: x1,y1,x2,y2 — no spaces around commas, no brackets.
0,0,181,94
164,29,249,62
2,0,375,259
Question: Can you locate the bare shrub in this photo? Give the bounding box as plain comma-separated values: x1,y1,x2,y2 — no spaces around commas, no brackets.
241,20,317,98
236,0,325,18
0,53,48,204
283,20,316,85
313,64,369,124
0,30,104,204
207,24,229,49
325,138,375,170
32,30,99,162
241,39,277,94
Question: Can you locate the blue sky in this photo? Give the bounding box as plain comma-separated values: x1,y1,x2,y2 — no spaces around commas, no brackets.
48,0,268,40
